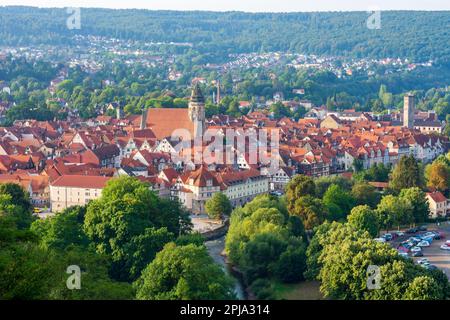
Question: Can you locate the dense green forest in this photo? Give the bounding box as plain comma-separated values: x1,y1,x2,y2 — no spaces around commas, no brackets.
1,7,450,63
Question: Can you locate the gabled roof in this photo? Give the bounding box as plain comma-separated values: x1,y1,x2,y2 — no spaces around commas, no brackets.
427,192,447,203
51,175,111,189
145,108,194,140
184,166,220,187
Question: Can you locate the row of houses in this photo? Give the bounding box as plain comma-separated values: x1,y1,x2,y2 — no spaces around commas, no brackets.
0,88,448,216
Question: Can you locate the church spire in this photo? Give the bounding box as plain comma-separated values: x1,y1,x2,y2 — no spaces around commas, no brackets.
190,82,205,103
189,82,206,140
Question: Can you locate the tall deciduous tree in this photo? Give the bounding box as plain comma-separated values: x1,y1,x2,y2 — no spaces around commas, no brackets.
134,243,235,300
351,182,380,208
403,276,443,300
285,175,316,213
290,195,327,230
390,155,423,192
205,192,232,220
426,161,449,193
399,187,430,224
30,206,89,250
323,184,355,221
0,183,34,229
84,176,190,281
376,195,413,230
347,205,379,237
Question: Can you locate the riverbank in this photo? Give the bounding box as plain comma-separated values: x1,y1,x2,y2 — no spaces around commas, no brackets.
204,236,248,300
196,217,255,300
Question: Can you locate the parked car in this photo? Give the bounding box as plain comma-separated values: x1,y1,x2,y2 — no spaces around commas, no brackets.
374,237,386,243
432,231,442,240
445,240,450,245
412,251,423,257
440,244,450,251
424,264,438,271
410,246,422,253
418,258,429,265
383,233,393,241
396,231,405,237
406,227,418,234
417,240,430,247
398,252,409,259
421,237,434,244
418,225,428,232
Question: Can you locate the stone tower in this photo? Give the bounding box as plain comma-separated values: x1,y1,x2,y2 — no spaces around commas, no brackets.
116,103,123,120
403,93,415,129
188,83,205,140
140,107,148,130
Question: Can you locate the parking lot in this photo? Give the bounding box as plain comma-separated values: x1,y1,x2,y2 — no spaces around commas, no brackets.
383,222,450,280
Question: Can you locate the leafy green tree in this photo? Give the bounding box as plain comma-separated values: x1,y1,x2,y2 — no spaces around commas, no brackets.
403,276,443,300
175,232,205,246
315,175,353,198
274,244,307,283
352,159,364,172
205,192,232,220
123,227,175,281
364,259,420,300
319,232,399,299
318,222,448,300
351,182,380,208
426,161,449,193
285,175,316,213
304,221,336,280
134,243,235,300
289,195,327,230
0,183,34,229
347,205,379,237
376,195,413,230
390,155,423,192
30,206,89,250
0,242,60,299
323,184,355,221
49,248,135,300
399,188,430,224
225,195,306,288
84,176,190,281
241,232,289,282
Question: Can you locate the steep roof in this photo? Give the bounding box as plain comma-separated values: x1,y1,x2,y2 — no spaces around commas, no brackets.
184,166,219,187
51,175,111,189
190,82,205,103
145,108,194,140
427,192,447,203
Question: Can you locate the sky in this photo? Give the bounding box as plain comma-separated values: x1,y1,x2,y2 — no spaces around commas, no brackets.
2,0,450,12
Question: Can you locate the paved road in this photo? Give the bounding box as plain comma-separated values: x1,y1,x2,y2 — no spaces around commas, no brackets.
385,222,450,280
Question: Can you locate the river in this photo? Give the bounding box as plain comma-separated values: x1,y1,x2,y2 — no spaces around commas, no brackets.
204,236,246,300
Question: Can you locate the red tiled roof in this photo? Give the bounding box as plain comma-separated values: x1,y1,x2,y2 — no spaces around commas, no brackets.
427,192,447,203
145,108,194,140
51,175,111,189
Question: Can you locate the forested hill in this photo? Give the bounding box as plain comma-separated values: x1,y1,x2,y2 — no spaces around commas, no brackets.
1,6,450,63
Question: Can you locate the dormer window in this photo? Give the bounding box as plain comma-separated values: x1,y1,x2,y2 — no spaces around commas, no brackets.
206,179,212,187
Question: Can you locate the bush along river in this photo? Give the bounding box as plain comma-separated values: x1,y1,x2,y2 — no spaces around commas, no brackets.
204,236,247,300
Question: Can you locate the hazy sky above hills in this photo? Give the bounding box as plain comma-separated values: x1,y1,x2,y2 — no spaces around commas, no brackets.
2,0,450,12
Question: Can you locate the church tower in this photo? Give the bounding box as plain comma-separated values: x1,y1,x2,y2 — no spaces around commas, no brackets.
403,93,415,129
189,83,206,140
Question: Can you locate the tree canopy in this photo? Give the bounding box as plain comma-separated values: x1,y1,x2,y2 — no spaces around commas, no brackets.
134,243,235,300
